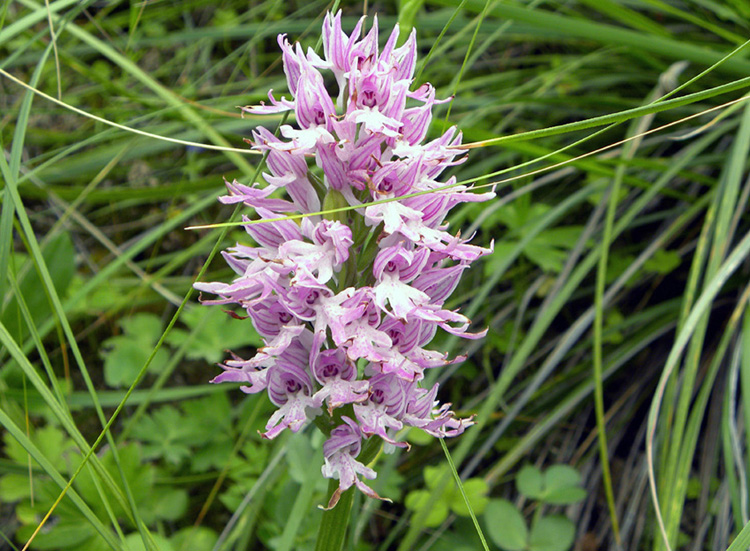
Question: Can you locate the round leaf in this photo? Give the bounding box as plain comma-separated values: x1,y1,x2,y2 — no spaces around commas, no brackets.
484,498,528,551
152,488,188,521
123,533,174,551
0,473,32,502
405,489,449,527
543,465,581,490
451,478,489,516
516,465,544,499
171,527,218,550
541,465,585,505
406,427,433,446
424,465,450,490
542,486,587,505
529,515,575,551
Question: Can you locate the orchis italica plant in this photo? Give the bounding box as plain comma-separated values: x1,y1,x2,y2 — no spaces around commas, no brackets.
195,12,493,509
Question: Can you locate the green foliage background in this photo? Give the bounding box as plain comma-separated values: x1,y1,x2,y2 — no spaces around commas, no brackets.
2,0,750,549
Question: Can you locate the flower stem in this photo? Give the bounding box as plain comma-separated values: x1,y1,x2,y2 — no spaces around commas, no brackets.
315,480,355,551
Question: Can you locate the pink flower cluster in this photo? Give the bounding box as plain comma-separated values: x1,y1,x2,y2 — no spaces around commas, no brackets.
195,12,493,508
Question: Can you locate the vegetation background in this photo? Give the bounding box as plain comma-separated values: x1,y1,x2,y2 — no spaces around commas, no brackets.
2,0,750,549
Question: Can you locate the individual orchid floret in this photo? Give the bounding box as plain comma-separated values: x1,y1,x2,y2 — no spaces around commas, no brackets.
310,12,366,91
219,180,295,212
263,342,321,439
321,417,384,509
279,219,353,284
353,373,409,447
312,348,369,413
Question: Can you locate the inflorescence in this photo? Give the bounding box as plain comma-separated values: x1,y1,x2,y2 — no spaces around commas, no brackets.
195,12,493,509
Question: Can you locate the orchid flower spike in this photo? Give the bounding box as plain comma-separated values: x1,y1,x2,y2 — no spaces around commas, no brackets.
195,11,493,506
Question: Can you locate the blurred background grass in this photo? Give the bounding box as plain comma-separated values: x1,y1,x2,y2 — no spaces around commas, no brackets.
2,0,750,550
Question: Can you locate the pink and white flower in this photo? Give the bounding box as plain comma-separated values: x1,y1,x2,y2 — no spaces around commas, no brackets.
196,12,492,506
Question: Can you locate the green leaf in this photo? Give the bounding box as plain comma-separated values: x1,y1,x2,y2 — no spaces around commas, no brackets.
181,392,233,445
101,313,170,387
533,227,585,249
516,465,544,499
16,519,100,550
190,438,233,473
541,465,586,505
517,465,586,505
0,473,32,502
484,242,517,277
523,242,570,273
1,232,75,344
484,499,528,551
171,527,218,551
543,465,581,489
3,425,77,472
286,432,322,484
151,488,188,521
643,248,681,275
404,489,450,528
398,0,425,34
165,306,262,364
74,443,155,526
424,464,450,491
450,478,489,517
123,533,174,551
529,515,575,551
542,486,588,505
129,405,193,465
406,427,434,446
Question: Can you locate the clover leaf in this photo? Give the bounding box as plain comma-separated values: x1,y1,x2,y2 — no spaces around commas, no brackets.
101,313,169,388
405,465,489,527
529,515,576,551
165,306,262,364
484,499,528,551
516,464,586,505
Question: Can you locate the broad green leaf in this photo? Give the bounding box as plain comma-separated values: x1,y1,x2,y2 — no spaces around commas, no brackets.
516,465,544,499
424,464,450,491
543,465,582,490
129,406,193,465
398,0,425,35
484,499,528,551
541,465,586,505
0,473,32,502
404,489,450,527
101,313,170,387
123,533,174,551
523,242,570,274
450,478,489,516
643,248,681,275
190,438,233,473
542,486,587,505
151,488,188,521
484,242,517,277
406,427,434,446
74,443,155,526
3,425,77,472
165,306,262,364
529,515,575,551
181,392,233,445
171,527,218,551
286,432,322,484
16,519,101,550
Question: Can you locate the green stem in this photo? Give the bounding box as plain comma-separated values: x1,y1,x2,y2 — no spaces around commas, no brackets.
315,481,356,551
